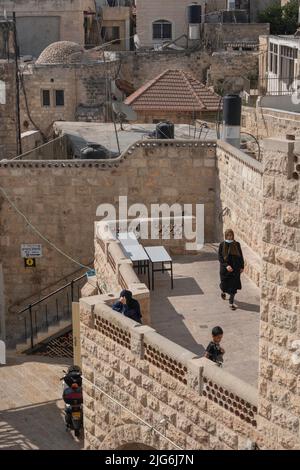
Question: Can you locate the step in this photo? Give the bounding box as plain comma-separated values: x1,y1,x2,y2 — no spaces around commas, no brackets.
15,318,72,354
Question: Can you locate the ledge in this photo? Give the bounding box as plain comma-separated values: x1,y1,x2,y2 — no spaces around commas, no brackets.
217,140,263,174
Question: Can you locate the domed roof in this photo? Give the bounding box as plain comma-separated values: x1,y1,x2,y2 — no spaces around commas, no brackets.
36,41,84,64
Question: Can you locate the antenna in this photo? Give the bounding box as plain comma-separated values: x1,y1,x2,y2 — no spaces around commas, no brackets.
112,101,137,129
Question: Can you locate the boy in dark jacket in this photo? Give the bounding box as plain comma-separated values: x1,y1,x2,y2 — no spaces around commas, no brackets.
205,326,225,366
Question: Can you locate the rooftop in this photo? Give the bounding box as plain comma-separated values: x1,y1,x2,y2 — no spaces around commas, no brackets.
125,69,221,112
137,246,260,387
53,121,217,156
36,41,85,65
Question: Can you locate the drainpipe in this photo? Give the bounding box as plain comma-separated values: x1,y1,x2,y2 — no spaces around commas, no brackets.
0,264,6,342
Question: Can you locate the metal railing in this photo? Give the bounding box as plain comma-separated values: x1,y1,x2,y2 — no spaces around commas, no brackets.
257,76,298,96
18,274,87,350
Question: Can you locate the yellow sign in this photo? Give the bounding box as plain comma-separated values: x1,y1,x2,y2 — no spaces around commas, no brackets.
24,258,36,268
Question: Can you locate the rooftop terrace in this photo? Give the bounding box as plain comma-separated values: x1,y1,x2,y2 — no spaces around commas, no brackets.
137,245,260,387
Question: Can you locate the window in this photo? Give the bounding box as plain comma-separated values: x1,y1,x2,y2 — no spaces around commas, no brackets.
152,20,172,40
280,45,298,88
269,43,278,74
101,26,121,44
42,89,50,107
55,90,64,107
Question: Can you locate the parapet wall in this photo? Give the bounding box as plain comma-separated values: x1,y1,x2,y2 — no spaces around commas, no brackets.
80,296,260,450
242,106,300,140
216,141,263,286
0,138,214,345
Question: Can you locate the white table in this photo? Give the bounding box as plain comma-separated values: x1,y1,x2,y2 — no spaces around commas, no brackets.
118,233,150,287
144,246,173,290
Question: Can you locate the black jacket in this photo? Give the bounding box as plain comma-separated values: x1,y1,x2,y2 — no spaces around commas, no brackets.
218,241,244,294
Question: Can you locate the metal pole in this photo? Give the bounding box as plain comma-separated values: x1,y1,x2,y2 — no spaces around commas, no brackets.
71,280,74,302
12,12,22,156
29,305,34,349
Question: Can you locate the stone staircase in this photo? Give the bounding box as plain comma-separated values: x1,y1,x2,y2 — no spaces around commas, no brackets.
16,318,72,354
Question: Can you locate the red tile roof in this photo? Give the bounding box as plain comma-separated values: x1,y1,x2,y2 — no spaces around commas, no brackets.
125,69,221,112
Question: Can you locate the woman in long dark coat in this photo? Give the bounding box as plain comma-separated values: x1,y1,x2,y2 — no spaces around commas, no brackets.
218,229,244,310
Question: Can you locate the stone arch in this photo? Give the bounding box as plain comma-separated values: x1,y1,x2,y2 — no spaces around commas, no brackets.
99,424,171,451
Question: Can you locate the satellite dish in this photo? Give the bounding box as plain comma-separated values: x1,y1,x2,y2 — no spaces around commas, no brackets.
112,101,137,122
111,81,124,101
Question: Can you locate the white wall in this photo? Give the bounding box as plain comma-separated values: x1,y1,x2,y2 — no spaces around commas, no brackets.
136,0,205,47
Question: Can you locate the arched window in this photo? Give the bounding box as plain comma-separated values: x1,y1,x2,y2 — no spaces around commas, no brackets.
152,20,172,40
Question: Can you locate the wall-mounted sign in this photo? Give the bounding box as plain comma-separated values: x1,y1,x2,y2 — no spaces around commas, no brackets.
24,258,36,268
21,244,42,258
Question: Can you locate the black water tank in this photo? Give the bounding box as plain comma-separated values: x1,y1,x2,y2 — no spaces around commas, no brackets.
81,143,111,159
223,95,242,126
187,3,202,24
156,122,175,139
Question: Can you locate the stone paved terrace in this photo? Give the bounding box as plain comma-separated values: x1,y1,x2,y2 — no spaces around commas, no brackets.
0,356,82,450
140,245,260,387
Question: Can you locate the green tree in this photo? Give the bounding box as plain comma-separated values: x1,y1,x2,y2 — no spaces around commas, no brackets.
258,0,298,35
282,0,299,34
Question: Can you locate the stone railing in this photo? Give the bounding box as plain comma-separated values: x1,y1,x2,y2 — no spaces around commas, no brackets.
0,139,216,169
92,222,151,324
81,295,258,428
217,140,263,174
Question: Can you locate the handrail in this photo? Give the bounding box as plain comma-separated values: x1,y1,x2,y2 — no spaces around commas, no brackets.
18,273,90,351
17,274,86,315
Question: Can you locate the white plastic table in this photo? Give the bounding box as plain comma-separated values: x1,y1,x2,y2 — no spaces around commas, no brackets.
118,233,150,287
144,246,173,290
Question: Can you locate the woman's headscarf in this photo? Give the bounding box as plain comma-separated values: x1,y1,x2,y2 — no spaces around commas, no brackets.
222,229,241,259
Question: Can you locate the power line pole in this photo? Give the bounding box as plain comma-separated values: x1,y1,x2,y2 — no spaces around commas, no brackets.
12,12,22,156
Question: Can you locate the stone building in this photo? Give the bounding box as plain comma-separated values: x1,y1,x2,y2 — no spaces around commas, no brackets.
77,134,300,450
125,69,221,124
98,0,132,51
135,0,270,49
0,0,97,58
135,0,206,49
18,41,119,136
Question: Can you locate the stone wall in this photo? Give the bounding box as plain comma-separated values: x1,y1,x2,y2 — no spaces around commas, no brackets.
242,106,300,140
136,0,206,48
216,141,263,286
0,61,17,159
1,0,95,56
20,130,43,154
19,61,118,135
258,137,300,450
80,295,260,450
120,50,259,93
0,139,216,345
203,23,270,50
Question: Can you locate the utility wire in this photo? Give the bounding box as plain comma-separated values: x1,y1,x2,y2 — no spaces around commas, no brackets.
83,376,183,450
0,185,91,271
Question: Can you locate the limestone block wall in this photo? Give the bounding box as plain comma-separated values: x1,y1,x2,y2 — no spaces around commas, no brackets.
136,0,206,48
203,23,270,50
216,141,263,287
80,296,260,450
120,50,259,93
1,0,95,50
258,137,300,450
19,61,118,135
0,61,17,159
0,139,216,345
242,106,300,140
